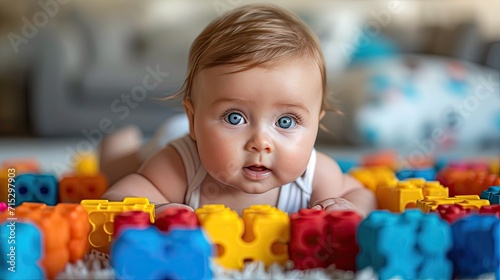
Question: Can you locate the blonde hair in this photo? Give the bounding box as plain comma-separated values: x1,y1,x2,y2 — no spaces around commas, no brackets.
175,4,335,112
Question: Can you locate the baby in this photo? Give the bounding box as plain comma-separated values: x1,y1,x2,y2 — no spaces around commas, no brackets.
101,4,376,216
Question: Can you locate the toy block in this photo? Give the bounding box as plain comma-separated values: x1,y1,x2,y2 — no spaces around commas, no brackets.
111,227,212,280
417,195,490,213
335,159,358,173
361,150,398,170
196,204,289,269
80,197,154,253
154,207,199,232
113,211,151,237
480,186,500,204
435,204,473,223
437,167,500,196
1,158,40,174
59,173,108,203
479,204,500,218
396,168,436,181
357,210,452,280
0,222,44,280
376,179,448,212
0,203,70,279
349,166,397,192
73,153,99,176
0,202,6,213
289,209,361,271
12,174,58,206
450,215,500,278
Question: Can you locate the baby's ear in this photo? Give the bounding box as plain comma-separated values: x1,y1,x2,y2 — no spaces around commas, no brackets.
319,110,326,120
183,99,196,141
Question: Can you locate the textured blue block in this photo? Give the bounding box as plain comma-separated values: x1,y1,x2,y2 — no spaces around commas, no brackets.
14,174,58,206
396,168,436,181
336,159,359,173
480,186,500,204
450,215,500,278
0,221,44,280
357,210,452,280
111,226,212,280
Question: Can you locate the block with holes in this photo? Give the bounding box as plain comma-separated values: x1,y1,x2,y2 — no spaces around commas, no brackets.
196,204,289,269
80,197,154,253
59,173,108,203
417,195,490,213
13,174,58,206
376,179,448,212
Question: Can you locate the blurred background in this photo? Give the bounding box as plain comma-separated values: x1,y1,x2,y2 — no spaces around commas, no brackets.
0,0,499,172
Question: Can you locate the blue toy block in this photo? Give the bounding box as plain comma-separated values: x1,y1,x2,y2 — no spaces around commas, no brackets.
480,186,500,204
396,168,436,181
0,221,44,280
111,226,212,280
335,159,359,173
450,215,500,279
14,174,58,206
357,210,452,280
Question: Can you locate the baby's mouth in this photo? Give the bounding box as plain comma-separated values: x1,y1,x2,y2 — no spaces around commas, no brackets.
246,165,270,172
243,165,272,180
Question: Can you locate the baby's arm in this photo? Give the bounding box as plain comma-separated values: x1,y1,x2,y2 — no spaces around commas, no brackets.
310,152,376,217
101,145,191,211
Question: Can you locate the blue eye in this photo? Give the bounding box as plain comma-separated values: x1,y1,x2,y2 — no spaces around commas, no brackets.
277,116,296,129
225,112,245,125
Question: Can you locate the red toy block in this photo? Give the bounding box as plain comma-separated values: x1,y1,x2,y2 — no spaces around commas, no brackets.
154,207,199,232
361,150,398,170
435,204,474,223
113,211,151,237
289,209,361,271
437,167,500,196
479,204,500,218
59,173,108,203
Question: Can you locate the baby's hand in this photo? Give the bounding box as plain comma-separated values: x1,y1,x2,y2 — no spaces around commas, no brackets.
155,203,194,216
311,198,358,212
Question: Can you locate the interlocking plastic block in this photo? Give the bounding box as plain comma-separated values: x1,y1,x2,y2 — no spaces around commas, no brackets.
361,150,398,170
196,204,289,269
357,210,452,280
437,167,500,196
59,173,108,203
80,197,154,253
417,195,490,213
111,227,212,280
113,211,151,237
0,222,44,280
450,215,500,278
289,209,361,271
376,179,448,212
73,153,99,176
435,204,473,223
480,186,500,204
349,166,397,192
335,159,358,173
154,207,199,232
479,204,500,218
0,203,70,279
14,174,58,206
0,202,6,212
1,158,41,174
396,168,436,181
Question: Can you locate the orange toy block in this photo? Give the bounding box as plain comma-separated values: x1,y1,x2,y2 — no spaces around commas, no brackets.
80,197,154,253
349,166,397,192
417,195,490,213
361,150,398,170
376,179,449,212
196,204,289,269
1,203,71,279
59,173,108,203
1,158,40,174
437,167,500,196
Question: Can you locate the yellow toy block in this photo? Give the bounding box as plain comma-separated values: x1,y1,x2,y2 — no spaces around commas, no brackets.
417,195,490,213
349,166,397,192
74,153,99,176
80,197,154,253
196,204,289,269
376,179,449,213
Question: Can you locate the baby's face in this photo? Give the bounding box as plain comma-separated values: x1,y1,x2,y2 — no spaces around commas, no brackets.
186,58,324,194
